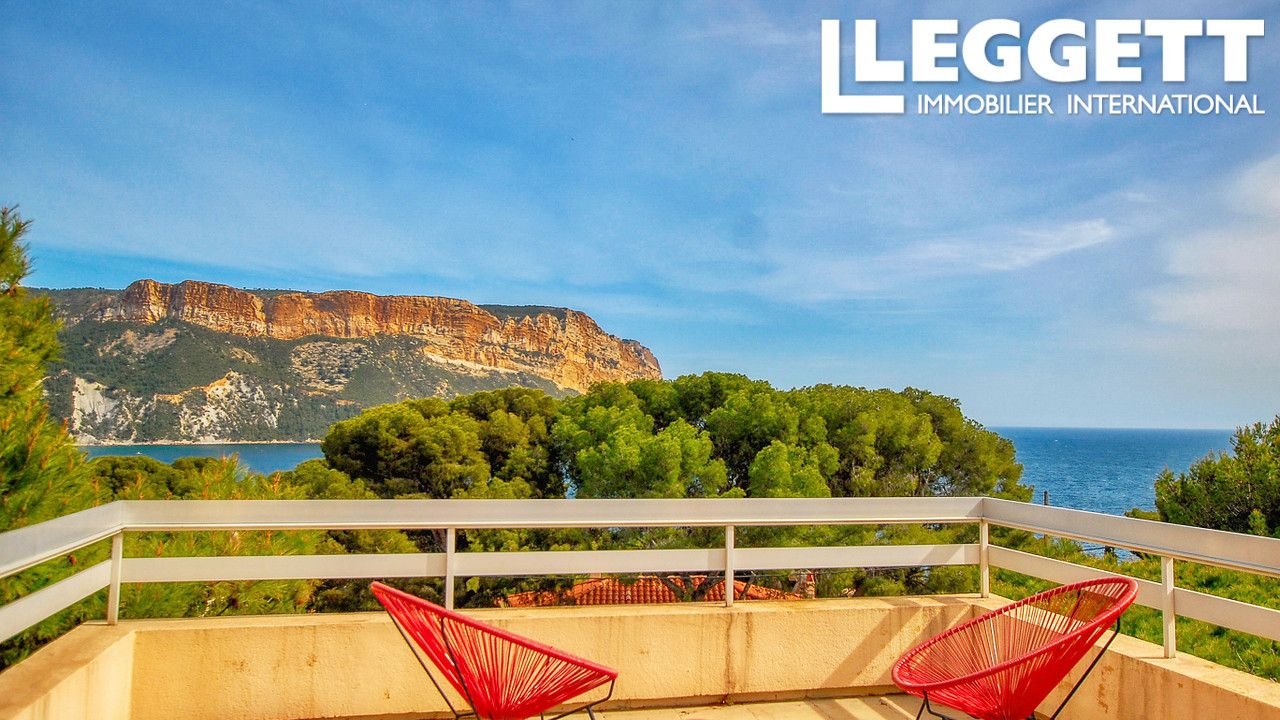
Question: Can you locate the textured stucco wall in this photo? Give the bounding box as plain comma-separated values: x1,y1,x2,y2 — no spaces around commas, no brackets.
0,622,134,720
124,596,977,720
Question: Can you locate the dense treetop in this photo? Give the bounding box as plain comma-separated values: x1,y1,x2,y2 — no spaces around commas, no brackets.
322,377,1029,504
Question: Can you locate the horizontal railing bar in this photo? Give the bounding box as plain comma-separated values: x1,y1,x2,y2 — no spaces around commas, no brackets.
455,548,725,577
735,544,977,570
0,561,110,643
122,554,446,583
118,544,979,583
983,498,1280,579
0,504,125,580
118,497,986,530
988,545,1164,608
1172,586,1280,644
8,500,1273,581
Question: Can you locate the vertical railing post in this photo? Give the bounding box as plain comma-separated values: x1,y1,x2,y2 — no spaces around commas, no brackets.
1161,556,1176,658
978,519,990,598
445,527,457,611
106,531,123,624
724,525,735,608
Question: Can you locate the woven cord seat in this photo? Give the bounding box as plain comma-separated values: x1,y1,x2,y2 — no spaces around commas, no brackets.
892,577,1138,720
371,582,618,720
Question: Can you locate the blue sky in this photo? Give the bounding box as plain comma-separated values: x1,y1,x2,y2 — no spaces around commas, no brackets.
2,1,1277,429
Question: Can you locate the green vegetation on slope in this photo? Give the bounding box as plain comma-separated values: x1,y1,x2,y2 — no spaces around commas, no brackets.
478,304,570,322
30,287,116,321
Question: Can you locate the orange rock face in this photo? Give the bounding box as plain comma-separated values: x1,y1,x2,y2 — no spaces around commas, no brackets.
99,279,661,392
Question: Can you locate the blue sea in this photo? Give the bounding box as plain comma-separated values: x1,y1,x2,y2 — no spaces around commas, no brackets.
991,427,1233,515
83,428,1235,516
83,443,324,475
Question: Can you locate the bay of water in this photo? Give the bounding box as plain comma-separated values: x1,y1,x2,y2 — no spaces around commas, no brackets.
83,443,324,475
83,428,1235,515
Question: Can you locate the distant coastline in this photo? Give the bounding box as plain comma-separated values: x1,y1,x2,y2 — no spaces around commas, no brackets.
77,439,320,447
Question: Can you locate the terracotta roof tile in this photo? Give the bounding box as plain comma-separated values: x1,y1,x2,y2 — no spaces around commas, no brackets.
498,576,803,607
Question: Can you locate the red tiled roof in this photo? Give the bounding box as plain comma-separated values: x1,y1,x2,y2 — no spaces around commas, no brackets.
498,576,803,607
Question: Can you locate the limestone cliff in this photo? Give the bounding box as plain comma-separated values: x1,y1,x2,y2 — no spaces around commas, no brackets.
94,279,659,392
38,280,662,443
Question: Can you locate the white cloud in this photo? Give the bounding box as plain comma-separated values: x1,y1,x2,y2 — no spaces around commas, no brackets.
1146,154,1280,356
905,219,1115,272
751,218,1116,302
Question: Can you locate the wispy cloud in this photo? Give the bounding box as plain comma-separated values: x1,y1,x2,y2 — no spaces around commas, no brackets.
1147,155,1280,354
904,220,1116,273
750,218,1116,302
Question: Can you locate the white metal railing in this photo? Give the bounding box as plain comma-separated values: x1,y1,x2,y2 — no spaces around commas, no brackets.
2,497,1280,661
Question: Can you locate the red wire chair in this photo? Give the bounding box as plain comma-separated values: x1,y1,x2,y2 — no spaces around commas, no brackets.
893,577,1138,720
371,582,618,720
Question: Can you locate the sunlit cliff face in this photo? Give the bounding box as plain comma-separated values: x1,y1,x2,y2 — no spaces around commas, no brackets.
99,279,661,392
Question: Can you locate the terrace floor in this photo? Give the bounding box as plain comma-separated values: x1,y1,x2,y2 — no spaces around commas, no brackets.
604,696,966,720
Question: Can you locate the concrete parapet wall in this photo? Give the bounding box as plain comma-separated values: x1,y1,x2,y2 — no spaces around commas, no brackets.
2,596,1278,720
0,623,134,720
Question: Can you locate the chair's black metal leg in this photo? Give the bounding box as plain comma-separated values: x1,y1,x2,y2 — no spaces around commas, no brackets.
543,677,615,720
919,691,958,720
1048,619,1122,719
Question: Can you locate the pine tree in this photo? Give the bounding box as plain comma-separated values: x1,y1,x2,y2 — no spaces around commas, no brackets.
0,206,102,666
0,206,98,526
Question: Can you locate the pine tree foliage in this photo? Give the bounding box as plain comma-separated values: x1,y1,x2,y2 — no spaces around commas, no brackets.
0,207,105,666
0,206,98,529
1155,417,1280,536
